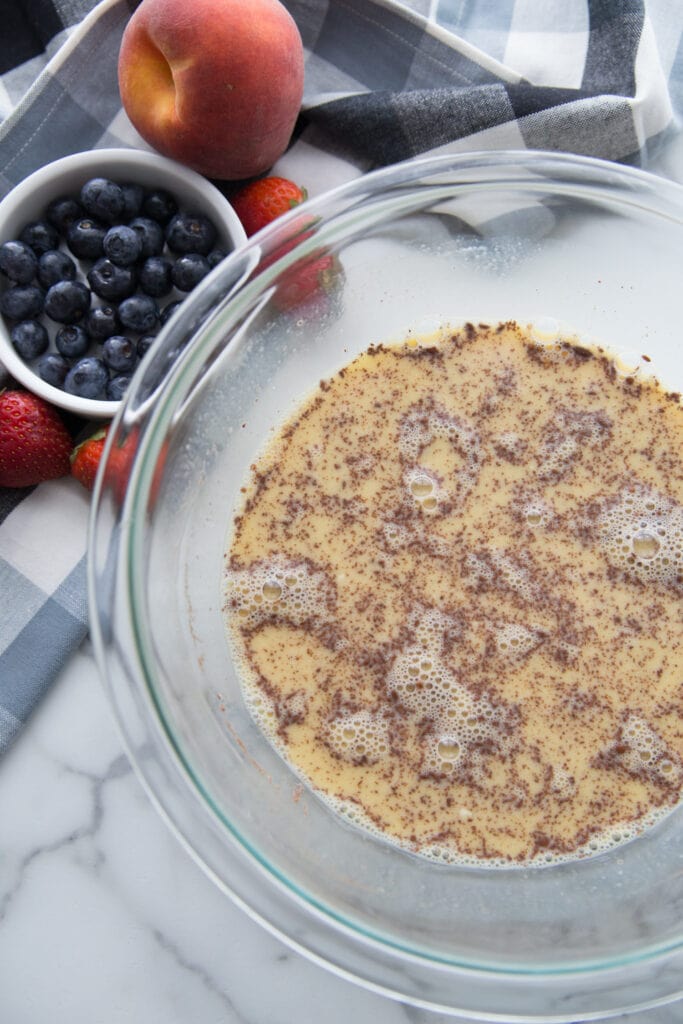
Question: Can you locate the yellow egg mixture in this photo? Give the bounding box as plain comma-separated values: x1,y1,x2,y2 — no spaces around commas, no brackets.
222,321,683,865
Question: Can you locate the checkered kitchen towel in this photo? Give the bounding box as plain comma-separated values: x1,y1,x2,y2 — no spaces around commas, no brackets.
1,0,683,755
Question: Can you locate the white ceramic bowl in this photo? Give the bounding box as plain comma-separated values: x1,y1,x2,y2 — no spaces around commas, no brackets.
0,148,246,418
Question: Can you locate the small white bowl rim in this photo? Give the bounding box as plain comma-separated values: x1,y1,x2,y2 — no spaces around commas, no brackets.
0,147,246,418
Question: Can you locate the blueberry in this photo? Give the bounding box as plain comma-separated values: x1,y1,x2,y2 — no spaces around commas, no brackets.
67,217,107,260
85,304,119,342
103,224,142,267
106,374,132,401
166,212,216,255
159,300,182,326
56,323,90,358
87,258,137,302
118,294,158,334
103,334,137,373
37,352,70,388
142,189,178,225
0,240,38,284
139,256,173,297
0,284,44,320
207,247,228,269
128,217,164,258
44,279,91,324
37,249,77,289
120,182,144,220
171,252,211,292
80,177,126,224
10,319,49,359
19,220,60,256
137,334,156,358
46,195,84,234
64,356,109,399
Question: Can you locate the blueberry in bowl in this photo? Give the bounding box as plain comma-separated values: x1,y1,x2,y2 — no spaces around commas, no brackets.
56,323,91,358
102,225,143,267
10,319,48,360
0,240,39,284
87,258,138,302
44,280,91,324
36,249,77,289
0,148,246,418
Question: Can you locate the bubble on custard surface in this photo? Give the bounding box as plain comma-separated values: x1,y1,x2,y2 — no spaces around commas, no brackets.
381,516,452,559
390,608,521,762
537,408,613,482
519,495,553,529
398,412,433,463
600,712,683,787
380,520,411,551
539,435,578,479
411,478,433,497
596,484,683,588
277,689,309,727
398,403,481,506
494,431,527,464
404,466,441,509
550,764,576,800
495,621,545,660
225,555,335,628
421,732,465,775
530,317,560,345
406,604,463,653
464,551,494,587
244,687,278,736
631,530,660,560
612,348,644,377
262,580,282,602
323,707,391,765
389,645,460,717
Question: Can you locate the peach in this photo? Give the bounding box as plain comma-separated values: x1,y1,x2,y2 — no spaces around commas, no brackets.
118,0,304,180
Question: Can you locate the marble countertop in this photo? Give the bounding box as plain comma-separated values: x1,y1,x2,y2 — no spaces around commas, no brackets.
4,135,683,1024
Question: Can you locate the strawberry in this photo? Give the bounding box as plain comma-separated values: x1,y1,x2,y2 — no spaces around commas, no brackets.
71,422,166,508
71,423,134,503
0,389,72,488
231,176,307,237
272,248,343,316
103,429,137,506
70,426,108,491
258,224,316,272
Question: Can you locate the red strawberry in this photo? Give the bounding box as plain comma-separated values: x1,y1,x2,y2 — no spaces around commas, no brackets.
0,389,72,488
71,423,166,507
231,176,307,237
273,249,342,315
258,224,316,272
103,429,137,506
70,426,108,491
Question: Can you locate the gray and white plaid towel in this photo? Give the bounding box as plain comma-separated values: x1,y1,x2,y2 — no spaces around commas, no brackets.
1,0,682,755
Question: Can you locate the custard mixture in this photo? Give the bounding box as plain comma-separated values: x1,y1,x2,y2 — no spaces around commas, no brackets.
222,322,683,865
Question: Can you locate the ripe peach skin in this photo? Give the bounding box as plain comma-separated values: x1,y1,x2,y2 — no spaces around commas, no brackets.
118,0,304,180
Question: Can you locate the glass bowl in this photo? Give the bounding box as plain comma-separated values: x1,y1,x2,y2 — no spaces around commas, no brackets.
89,151,683,1021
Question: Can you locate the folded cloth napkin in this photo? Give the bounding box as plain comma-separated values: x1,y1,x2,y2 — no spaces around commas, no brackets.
1,0,682,756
